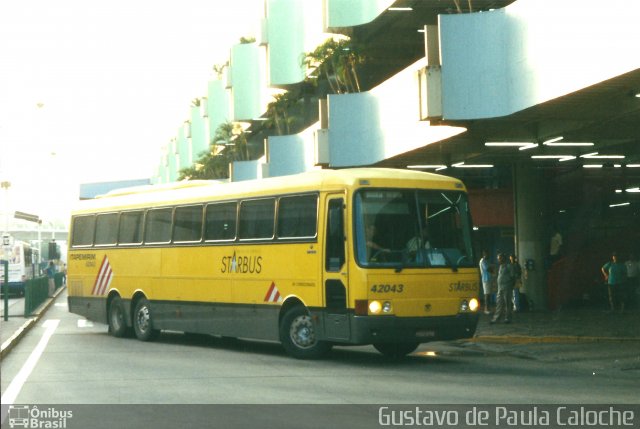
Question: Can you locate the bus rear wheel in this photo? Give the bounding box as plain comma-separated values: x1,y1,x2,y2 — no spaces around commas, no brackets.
373,342,419,358
133,298,159,341
280,306,330,359
108,296,129,337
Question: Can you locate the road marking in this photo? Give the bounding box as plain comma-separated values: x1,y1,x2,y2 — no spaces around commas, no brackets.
77,319,94,328
54,303,67,307
1,319,60,406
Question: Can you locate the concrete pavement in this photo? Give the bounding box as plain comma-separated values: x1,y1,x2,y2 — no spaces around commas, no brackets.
0,286,66,359
1,288,639,360
473,305,640,344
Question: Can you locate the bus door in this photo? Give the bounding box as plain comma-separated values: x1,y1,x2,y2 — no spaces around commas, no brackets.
322,195,350,341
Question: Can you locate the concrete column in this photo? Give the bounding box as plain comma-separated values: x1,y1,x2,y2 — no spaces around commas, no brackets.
513,163,549,311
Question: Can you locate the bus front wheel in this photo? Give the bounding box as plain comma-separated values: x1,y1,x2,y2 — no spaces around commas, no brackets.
280,306,330,359
108,296,129,337
373,342,419,358
133,298,159,342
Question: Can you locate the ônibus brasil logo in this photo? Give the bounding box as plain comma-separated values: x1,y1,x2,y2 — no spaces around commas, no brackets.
7,405,73,428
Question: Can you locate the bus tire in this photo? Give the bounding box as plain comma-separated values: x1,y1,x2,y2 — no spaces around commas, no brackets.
280,306,331,359
108,296,129,338
373,342,419,359
133,298,159,342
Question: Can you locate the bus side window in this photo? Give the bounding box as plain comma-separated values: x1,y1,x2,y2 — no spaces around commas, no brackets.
71,215,95,247
205,202,237,241
326,199,345,272
239,199,275,240
277,194,317,239
145,208,173,244
119,211,144,245
95,213,119,246
173,205,203,243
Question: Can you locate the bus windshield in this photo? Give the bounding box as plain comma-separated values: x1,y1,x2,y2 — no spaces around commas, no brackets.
354,189,474,269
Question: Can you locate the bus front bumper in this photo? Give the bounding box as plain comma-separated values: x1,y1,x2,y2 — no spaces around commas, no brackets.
347,313,479,344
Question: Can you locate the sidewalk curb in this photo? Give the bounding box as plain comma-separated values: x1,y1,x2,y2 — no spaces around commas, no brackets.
471,335,640,344
0,286,66,360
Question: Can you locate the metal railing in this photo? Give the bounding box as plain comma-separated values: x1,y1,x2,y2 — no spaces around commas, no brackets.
24,273,64,316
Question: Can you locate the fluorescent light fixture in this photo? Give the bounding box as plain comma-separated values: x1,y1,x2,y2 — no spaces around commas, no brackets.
485,142,530,147
407,165,447,171
473,226,479,231
635,93,640,98
543,136,564,145
388,7,413,11
613,187,640,193
626,164,640,168
452,162,494,168
531,155,576,162
546,142,594,147
417,29,426,33
583,164,603,168
609,202,630,208
580,152,625,159
542,136,594,147
519,143,539,151
484,142,538,150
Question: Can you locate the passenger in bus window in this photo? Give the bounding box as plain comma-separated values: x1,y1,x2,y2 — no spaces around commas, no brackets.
406,227,431,254
366,224,389,260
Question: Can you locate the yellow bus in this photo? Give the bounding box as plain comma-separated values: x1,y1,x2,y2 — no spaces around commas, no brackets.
67,168,479,358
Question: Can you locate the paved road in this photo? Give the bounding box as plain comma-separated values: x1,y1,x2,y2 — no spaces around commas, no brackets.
1,291,638,428
0,296,23,318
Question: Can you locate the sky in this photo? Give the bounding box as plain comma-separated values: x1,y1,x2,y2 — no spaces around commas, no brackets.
0,0,262,225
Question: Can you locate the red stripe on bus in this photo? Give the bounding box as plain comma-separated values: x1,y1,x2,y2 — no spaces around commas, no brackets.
264,282,276,302
92,256,109,295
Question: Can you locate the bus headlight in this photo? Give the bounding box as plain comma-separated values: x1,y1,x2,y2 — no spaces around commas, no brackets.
369,300,382,314
368,300,392,314
460,298,480,312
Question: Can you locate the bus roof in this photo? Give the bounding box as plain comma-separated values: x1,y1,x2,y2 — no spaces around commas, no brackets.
71,168,466,215
99,179,227,198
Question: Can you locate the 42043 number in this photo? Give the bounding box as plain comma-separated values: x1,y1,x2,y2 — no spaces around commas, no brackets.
370,284,404,293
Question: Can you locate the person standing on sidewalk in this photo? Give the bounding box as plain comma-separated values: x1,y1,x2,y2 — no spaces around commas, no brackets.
479,250,492,314
491,253,516,324
602,253,627,313
624,253,639,309
510,254,523,312
46,261,56,297
548,229,563,266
